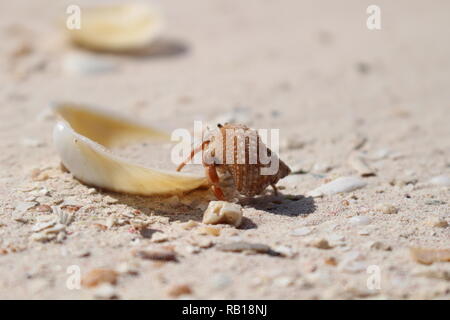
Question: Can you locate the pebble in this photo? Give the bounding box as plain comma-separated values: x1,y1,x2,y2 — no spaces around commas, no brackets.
82,269,118,288
15,201,38,212
197,226,221,237
188,237,214,249
412,268,450,281
324,257,338,266
368,241,392,251
307,176,367,197
217,241,279,256
291,227,313,236
180,220,198,230
349,215,371,226
202,201,243,227
309,238,333,249
410,247,450,265
429,175,450,187
93,284,119,299
167,284,192,298
348,152,376,177
133,247,177,262
375,203,398,214
273,276,295,287
151,233,169,243
424,217,448,228
273,245,297,258
312,162,332,174
357,228,370,236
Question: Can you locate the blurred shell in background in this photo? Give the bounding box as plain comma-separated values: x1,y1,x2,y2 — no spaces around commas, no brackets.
67,3,164,52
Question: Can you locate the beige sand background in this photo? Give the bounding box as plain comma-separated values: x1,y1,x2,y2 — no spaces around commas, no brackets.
0,0,449,299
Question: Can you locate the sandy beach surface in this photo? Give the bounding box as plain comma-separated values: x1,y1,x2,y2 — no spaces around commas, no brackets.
0,0,449,299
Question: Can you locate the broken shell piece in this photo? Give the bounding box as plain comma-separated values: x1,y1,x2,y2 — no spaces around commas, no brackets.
67,4,164,52
348,152,376,177
202,201,243,227
52,102,207,196
307,176,367,197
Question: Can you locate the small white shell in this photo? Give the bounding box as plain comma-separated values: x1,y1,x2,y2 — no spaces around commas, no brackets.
52,102,207,196
67,3,164,52
307,176,367,197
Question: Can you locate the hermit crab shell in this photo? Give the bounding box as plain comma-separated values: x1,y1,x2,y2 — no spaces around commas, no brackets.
67,3,164,52
52,103,207,195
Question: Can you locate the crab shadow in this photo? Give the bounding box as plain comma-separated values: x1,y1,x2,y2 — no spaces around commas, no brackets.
239,193,316,217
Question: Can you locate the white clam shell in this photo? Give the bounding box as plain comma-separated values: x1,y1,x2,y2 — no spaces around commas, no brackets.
67,3,164,52
52,103,207,196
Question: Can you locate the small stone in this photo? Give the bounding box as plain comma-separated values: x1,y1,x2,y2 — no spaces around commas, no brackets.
425,217,448,228
324,257,338,266
188,237,214,248
349,216,371,226
82,269,118,288
429,175,450,187
87,188,97,194
273,276,295,287
104,195,118,204
348,152,376,177
116,262,139,275
368,241,392,251
33,204,52,213
412,268,450,281
217,241,279,256
183,245,201,254
309,238,333,249
93,223,108,231
410,247,450,265
92,284,119,299
180,220,198,230
133,247,177,262
105,217,116,228
375,203,398,214
151,233,169,243
291,227,313,236
357,228,370,236
167,284,192,298
202,201,243,227
425,200,446,205
197,226,221,237
15,201,38,212
273,245,297,258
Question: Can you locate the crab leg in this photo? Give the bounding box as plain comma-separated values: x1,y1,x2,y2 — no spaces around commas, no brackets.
176,140,210,172
205,165,225,200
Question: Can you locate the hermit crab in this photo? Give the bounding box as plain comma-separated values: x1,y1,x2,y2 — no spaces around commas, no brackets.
52,103,290,200
176,123,291,200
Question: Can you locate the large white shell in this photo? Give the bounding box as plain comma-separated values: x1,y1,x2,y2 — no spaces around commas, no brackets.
52,102,207,196
67,3,164,52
